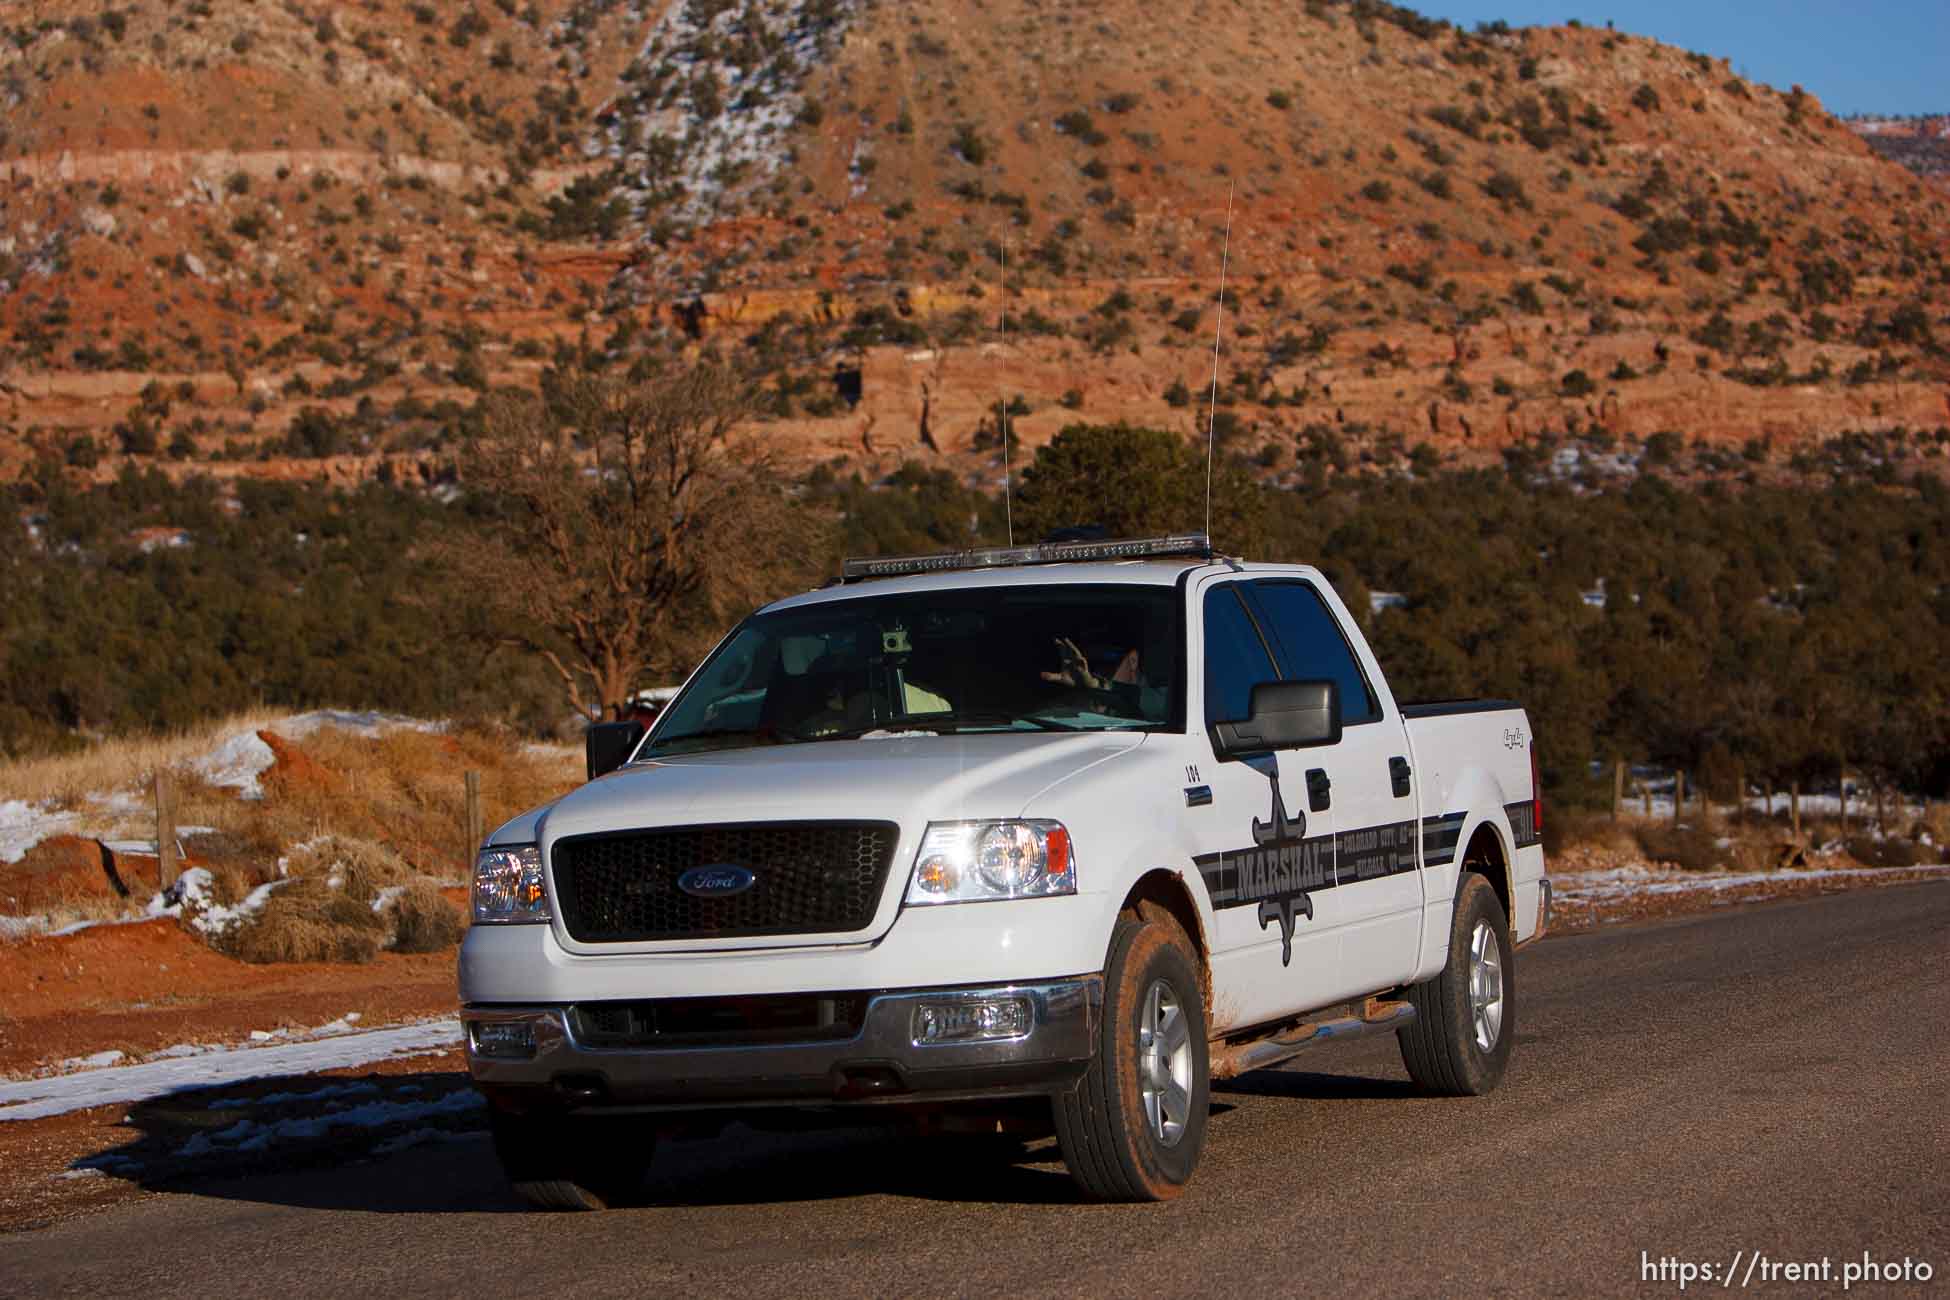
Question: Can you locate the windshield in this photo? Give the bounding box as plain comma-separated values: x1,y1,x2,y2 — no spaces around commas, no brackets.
644,583,1182,758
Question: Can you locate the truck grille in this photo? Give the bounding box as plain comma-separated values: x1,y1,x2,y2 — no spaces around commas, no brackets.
551,822,900,943
569,993,869,1047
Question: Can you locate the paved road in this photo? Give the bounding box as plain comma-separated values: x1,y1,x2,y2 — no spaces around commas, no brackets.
9,884,1948,1298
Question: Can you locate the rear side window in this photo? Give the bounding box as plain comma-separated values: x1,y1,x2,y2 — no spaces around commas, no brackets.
1202,586,1279,725
1244,581,1381,724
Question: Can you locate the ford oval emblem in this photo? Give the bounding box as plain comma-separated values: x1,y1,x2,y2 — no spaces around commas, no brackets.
677,865,756,898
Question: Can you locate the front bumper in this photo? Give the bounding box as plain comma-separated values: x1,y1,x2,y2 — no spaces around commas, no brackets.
464,977,1102,1112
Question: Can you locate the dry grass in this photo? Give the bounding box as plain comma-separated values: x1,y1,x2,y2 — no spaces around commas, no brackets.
3,713,573,962
1631,825,1729,872
1917,803,1950,848
0,711,289,812
0,892,134,941
1843,835,1932,868
220,878,387,965
1541,807,1637,859
389,879,467,954
1557,804,1950,874
282,834,414,901
212,835,467,963
260,723,579,879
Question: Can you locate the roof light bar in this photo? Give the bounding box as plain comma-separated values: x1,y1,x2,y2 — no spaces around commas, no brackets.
841,533,1212,582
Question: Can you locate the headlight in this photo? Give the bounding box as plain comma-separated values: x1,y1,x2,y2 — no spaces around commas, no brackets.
905,820,1075,905
473,844,550,924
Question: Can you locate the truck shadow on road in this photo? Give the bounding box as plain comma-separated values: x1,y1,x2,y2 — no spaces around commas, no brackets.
68,1066,1417,1215
69,1070,1080,1212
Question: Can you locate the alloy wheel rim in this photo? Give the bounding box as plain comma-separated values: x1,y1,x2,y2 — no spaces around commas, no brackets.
1138,978,1193,1148
1468,919,1505,1052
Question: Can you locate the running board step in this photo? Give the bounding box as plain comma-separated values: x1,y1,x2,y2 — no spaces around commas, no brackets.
1212,998,1417,1079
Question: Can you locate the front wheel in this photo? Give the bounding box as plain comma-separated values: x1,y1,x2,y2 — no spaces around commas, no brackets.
1398,872,1515,1095
489,1107,657,1211
1053,913,1210,1201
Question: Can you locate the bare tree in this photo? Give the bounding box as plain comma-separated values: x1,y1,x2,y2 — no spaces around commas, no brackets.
443,363,829,720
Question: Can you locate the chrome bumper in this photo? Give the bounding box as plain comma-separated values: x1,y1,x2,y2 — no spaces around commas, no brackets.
464,977,1102,1112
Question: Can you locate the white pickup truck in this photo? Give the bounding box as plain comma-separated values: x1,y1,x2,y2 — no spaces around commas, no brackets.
461,534,1549,1207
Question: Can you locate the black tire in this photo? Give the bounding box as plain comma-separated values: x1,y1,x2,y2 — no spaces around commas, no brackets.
1399,872,1515,1096
489,1107,657,1211
1053,914,1210,1201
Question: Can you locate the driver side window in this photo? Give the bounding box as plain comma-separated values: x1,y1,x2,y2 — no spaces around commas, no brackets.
1202,586,1279,726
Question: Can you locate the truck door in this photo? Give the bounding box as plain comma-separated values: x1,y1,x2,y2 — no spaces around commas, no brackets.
1191,578,1339,1032
1241,579,1425,993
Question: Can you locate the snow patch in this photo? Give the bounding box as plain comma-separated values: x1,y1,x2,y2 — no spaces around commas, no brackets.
1555,860,1950,908
176,1088,483,1157
0,915,53,941
0,1019,463,1122
0,799,79,864
599,0,861,225
191,712,447,800
191,731,278,799
141,865,279,937
85,790,147,817
228,1080,382,1109
58,1051,126,1072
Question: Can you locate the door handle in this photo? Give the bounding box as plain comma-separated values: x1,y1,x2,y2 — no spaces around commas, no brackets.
1389,756,1412,798
1305,768,1331,813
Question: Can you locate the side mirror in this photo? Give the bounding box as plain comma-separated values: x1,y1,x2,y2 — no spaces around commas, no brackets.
1211,680,1342,759
585,720,647,780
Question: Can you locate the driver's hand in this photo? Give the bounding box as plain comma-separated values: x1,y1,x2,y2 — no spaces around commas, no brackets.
1040,636,1102,690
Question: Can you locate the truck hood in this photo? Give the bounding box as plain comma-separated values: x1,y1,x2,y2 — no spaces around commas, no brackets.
541,731,1142,838
511,732,1146,953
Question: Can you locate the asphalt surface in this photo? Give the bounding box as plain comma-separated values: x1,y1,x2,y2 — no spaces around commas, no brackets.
8,882,1948,1298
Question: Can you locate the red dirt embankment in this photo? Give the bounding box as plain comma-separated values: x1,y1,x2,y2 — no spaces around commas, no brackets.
0,919,457,1077
0,837,125,914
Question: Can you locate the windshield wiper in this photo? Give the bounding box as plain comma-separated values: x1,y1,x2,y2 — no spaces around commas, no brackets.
643,726,782,755
951,711,1083,732
821,711,1082,740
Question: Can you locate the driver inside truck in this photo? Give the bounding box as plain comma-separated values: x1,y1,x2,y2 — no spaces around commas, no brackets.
1041,635,1141,692
1037,633,1168,721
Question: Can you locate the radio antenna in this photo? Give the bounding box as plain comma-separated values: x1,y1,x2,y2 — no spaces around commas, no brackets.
999,236,1014,546
1203,183,1235,544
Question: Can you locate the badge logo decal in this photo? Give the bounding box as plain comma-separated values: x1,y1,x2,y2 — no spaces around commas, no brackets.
1248,758,1314,968
676,865,757,897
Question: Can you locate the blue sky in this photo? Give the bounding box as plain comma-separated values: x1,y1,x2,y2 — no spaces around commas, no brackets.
1411,2,1946,116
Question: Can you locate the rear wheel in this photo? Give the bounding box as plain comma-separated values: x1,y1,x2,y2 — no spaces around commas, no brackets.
1399,872,1515,1095
489,1107,658,1211
1053,914,1210,1201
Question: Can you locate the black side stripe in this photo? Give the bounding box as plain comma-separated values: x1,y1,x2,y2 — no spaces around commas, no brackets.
1195,832,1337,909
1195,806,1532,911
1198,814,1469,911
1505,800,1541,850
1421,812,1466,867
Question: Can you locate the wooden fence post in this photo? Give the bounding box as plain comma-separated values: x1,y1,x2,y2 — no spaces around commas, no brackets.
464,771,483,869
155,771,179,891
1673,770,1685,826
1643,772,1652,818
1613,760,1625,822
1839,765,1848,835
1791,781,1800,840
